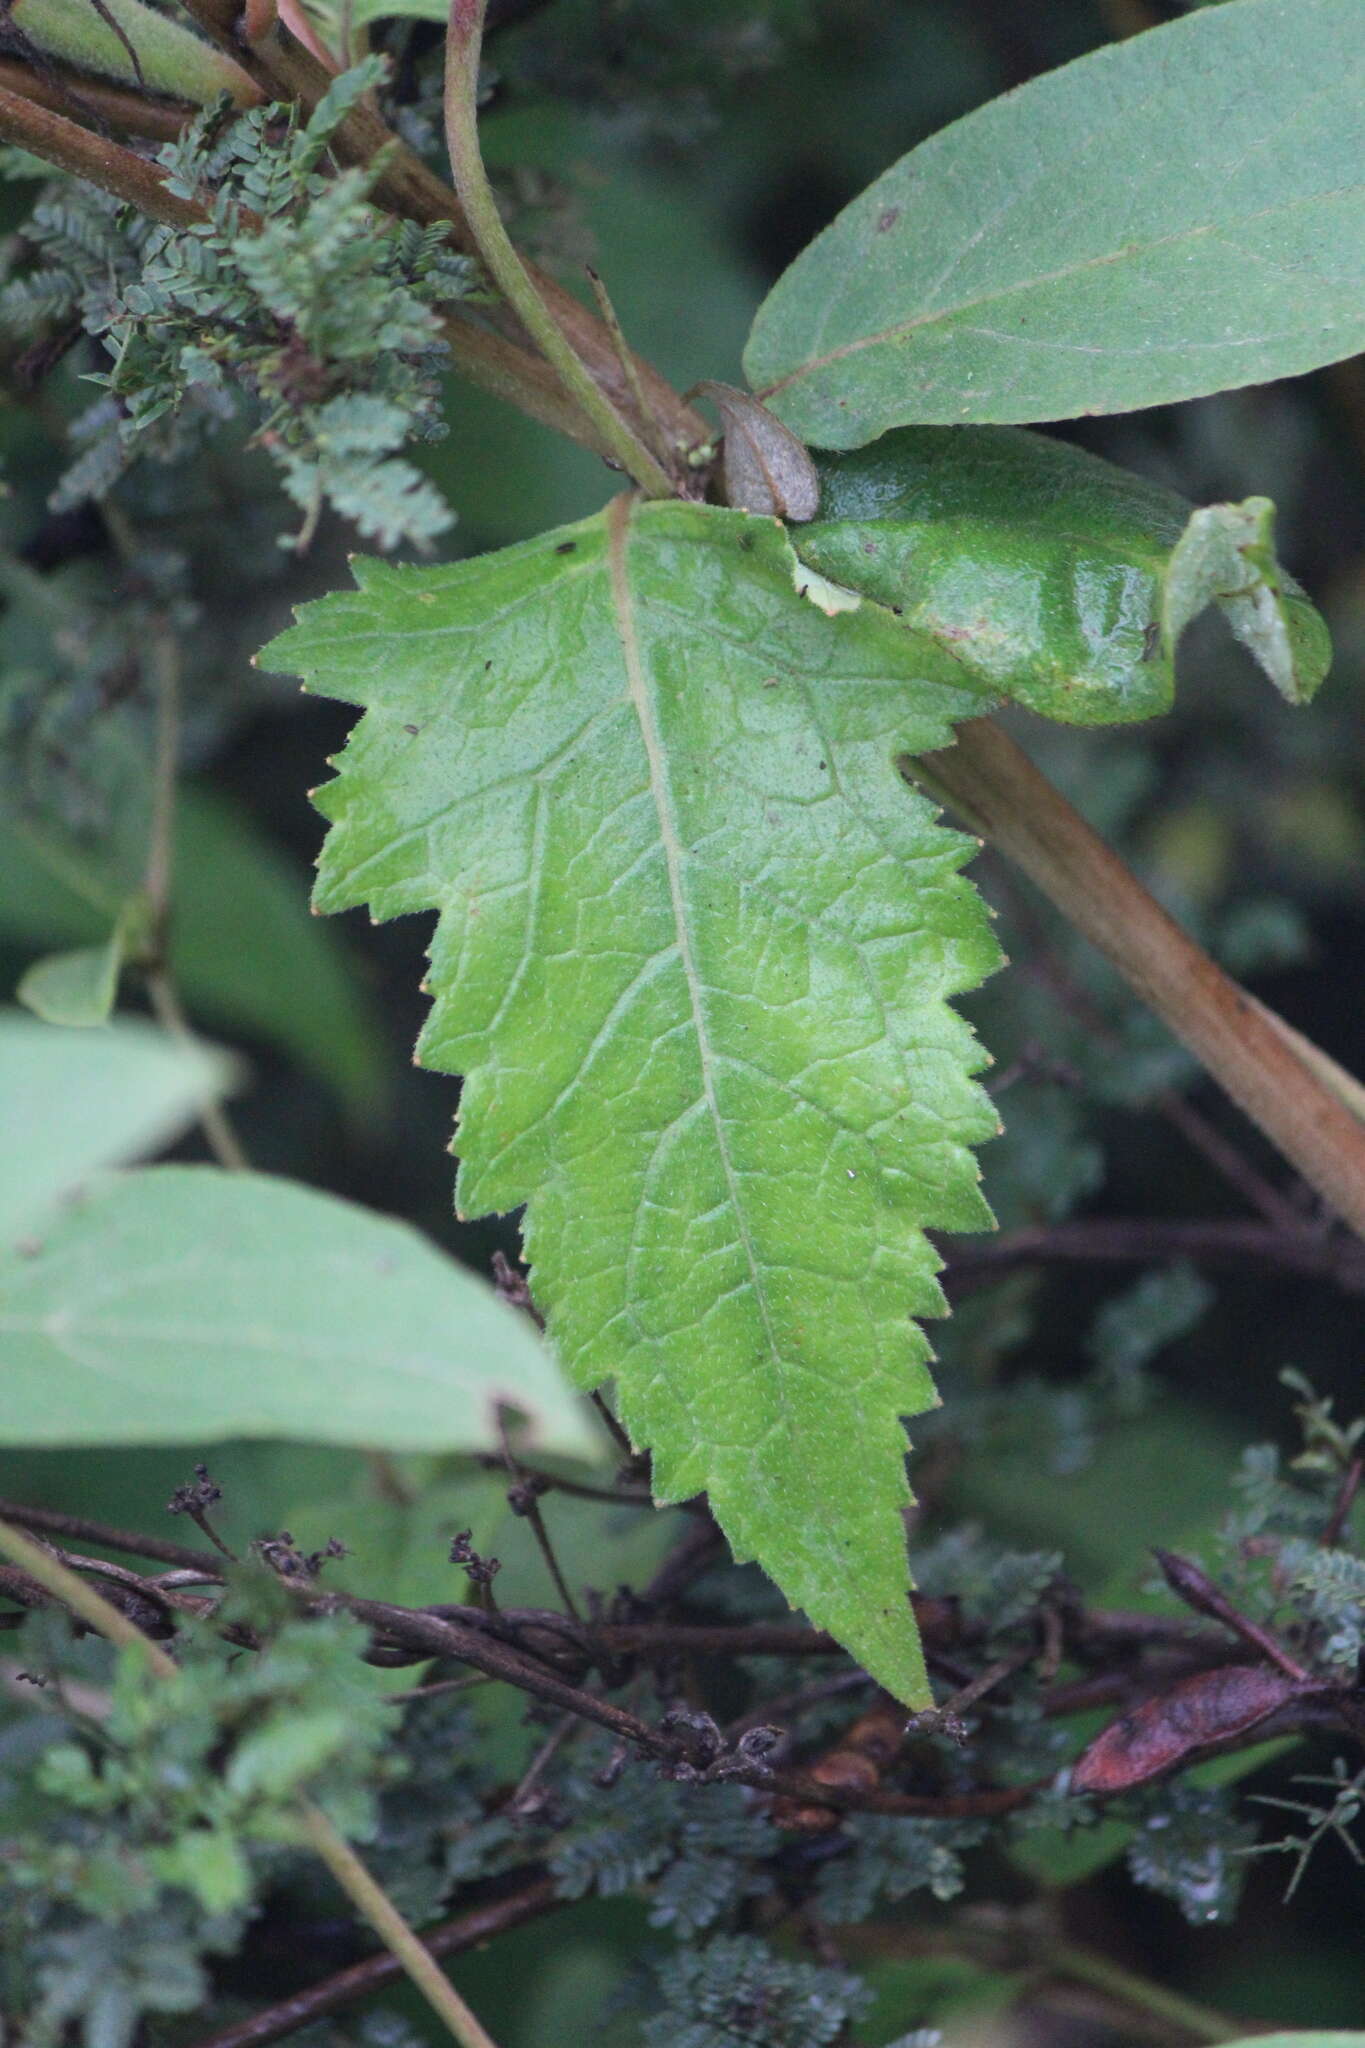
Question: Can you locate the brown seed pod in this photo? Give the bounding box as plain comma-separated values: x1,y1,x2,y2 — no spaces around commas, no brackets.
770,1693,906,1832
693,381,821,523
1072,1661,1303,1795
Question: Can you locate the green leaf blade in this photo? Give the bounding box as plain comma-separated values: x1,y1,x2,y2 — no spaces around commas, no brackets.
0,1166,597,1460
0,1010,234,1243
268,498,1003,1702
794,428,1330,722
744,0,1365,441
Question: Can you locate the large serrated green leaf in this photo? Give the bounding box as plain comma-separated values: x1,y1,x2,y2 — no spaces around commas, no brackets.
264,497,1002,1703
744,0,1365,442
792,429,1330,723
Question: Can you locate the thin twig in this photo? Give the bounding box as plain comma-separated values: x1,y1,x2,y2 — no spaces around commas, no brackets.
137,632,251,1171
442,0,675,496
185,1874,560,2048
0,1519,502,2048
1045,1938,1239,2044
145,970,250,1169
911,719,1365,1239
298,1805,504,2048
0,1497,222,1572
1323,1459,1364,1549
939,1217,1365,1296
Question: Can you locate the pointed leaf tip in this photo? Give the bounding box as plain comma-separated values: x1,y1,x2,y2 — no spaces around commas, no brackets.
266,497,1003,1701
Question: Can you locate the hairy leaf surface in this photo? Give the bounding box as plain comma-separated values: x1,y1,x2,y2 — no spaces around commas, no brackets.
794,430,1330,723
0,1167,594,1458
266,498,1001,1702
744,0,1365,442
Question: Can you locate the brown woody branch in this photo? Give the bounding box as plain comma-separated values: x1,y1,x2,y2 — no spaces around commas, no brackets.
940,1216,1365,1296
190,1871,562,2048
168,0,710,471
0,80,202,223
0,56,192,138
2,1511,1358,1811
913,719,1365,1240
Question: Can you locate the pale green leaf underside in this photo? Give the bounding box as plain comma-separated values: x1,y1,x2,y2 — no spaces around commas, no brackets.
795,429,1330,723
0,788,386,1119
0,1010,234,1243
266,498,1002,1703
0,1166,597,1458
744,0,1365,442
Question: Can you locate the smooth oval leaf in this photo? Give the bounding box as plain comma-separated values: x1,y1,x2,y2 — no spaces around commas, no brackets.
744,0,1365,442
265,497,1002,1704
0,1009,234,1243
793,428,1330,723
0,1166,598,1459
0,787,386,1119
17,936,126,1029
1213,2038,1365,2048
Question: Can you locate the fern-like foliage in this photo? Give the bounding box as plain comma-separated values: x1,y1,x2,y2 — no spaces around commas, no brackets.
0,1592,398,2046
0,62,475,548
643,1935,872,2048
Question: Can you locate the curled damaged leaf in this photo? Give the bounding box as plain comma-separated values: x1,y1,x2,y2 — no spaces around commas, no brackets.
1164,497,1327,707
1072,1663,1308,1794
264,496,1001,1706
793,427,1330,725
694,381,821,523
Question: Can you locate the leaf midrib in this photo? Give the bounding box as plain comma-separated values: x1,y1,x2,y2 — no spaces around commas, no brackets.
606,496,784,1381
756,180,1365,399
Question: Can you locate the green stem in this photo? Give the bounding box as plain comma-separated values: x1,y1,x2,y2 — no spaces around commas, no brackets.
299,1806,504,2048
1047,1938,1245,2043
0,1516,179,1677
0,1516,501,2048
442,0,675,498
8,0,258,105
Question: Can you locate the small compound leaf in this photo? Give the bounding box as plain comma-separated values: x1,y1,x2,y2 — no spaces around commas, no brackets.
792,428,1329,724
744,0,1365,442
1163,498,1330,706
265,496,1002,1704
0,1009,234,1243
695,381,821,522
0,1166,599,1459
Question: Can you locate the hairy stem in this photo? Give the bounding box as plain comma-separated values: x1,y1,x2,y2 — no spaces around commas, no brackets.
298,1806,504,2048
0,55,193,137
7,0,260,104
1046,1939,1243,2043
442,0,674,495
911,718,1365,1239
0,81,203,225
